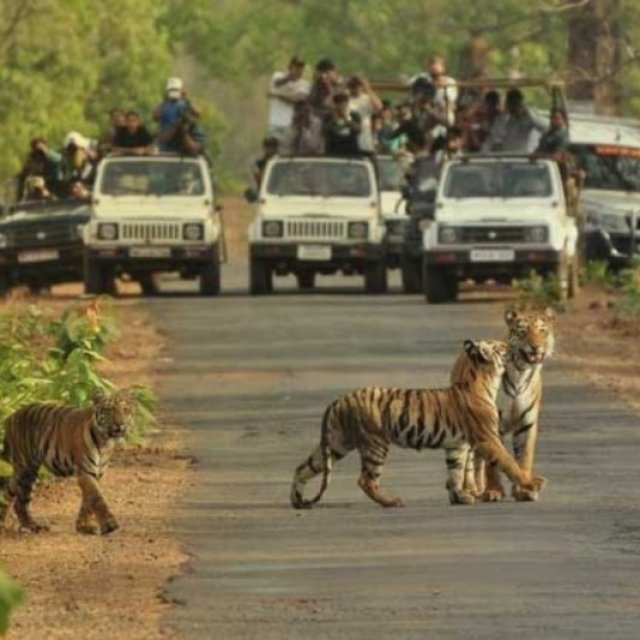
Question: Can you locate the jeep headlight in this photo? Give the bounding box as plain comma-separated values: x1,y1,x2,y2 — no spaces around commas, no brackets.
97,223,118,241
0,233,7,249
525,226,548,243
348,221,368,240
438,226,460,244
262,220,283,238
183,223,204,241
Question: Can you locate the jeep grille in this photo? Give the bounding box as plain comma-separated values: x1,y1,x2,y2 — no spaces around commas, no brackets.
121,222,181,242
459,226,527,243
284,219,346,240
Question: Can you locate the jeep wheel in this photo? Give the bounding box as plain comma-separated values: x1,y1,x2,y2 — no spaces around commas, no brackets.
296,271,315,290
139,274,159,296
423,261,457,304
84,256,107,295
400,257,422,293
364,261,388,294
200,247,221,296
250,257,272,295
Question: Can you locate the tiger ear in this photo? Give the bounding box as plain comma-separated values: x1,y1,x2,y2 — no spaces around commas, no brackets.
91,387,107,406
114,388,135,406
463,340,478,357
543,306,556,323
504,307,519,326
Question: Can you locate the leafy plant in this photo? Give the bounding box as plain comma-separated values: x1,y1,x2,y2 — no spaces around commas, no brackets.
615,261,640,322
0,569,22,637
512,270,564,311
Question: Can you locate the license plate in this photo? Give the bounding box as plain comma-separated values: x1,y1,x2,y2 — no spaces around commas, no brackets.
470,249,515,262
297,245,331,261
18,249,59,263
130,247,171,258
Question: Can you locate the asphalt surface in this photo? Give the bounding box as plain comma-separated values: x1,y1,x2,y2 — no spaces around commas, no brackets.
154,264,640,639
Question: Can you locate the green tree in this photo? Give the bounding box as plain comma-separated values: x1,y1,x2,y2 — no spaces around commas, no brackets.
0,569,22,636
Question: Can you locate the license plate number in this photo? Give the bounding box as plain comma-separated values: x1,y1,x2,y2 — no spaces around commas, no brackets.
130,247,171,258
297,245,331,261
470,249,515,262
18,249,59,263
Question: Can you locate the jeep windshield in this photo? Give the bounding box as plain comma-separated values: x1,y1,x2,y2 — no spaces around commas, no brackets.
266,161,372,197
377,157,403,192
100,160,205,196
443,161,553,199
570,144,640,192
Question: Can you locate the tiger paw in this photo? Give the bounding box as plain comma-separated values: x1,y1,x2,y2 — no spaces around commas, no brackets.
21,521,49,534
382,497,405,508
521,474,547,493
100,520,119,536
76,523,98,535
512,486,539,502
449,490,475,506
482,488,506,502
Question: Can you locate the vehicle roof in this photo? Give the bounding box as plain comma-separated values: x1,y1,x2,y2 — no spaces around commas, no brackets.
446,154,555,165
569,114,640,147
102,153,207,163
271,155,375,165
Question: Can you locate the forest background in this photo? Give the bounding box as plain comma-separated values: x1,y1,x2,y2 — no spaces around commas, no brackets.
0,0,635,191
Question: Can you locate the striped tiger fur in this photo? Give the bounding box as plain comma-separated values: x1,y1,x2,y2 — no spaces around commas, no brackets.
0,388,135,535
450,307,555,502
290,340,546,509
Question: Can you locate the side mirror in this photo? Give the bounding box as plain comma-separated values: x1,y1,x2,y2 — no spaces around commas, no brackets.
244,187,258,204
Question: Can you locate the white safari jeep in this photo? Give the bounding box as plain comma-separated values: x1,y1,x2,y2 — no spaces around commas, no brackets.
422,155,579,303
84,154,223,295
247,156,387,293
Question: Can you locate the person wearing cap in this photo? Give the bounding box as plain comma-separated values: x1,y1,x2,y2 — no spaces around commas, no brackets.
322,92,362,156
267,56,310,139
308,58,341,118
411,56,458,126
346,75,383,154
24,175,55,202
153,77,203,153
61,131,97,193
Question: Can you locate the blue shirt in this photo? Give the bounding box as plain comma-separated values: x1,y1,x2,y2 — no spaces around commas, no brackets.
159,99,189,130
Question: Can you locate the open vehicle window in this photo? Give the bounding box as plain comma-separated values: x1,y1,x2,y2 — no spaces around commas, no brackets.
377,158,403,191
443,162,552,198
100,160,205,196
266,162,372,197
570,144,640,192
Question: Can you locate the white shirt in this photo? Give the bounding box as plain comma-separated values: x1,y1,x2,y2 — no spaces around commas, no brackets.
410,73,458,126
268,71,310,130
349,93,376,152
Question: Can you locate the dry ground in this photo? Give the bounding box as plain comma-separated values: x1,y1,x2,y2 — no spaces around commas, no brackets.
1,293,191,640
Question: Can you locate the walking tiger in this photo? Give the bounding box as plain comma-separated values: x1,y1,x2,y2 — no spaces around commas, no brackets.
290,340,545,509
0,388,135,534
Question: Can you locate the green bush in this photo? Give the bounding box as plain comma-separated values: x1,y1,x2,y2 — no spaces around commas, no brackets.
616,261,640,322
512,270,565,311
0,569,22,636
0,297,156,464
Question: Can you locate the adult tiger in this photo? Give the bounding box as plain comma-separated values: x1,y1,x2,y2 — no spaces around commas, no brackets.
450,307,555,502
290,340,545,509
0,388,135,535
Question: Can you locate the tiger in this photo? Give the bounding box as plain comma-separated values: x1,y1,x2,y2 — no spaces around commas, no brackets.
0,388,135,535
290,340,546,510
450,307,555,502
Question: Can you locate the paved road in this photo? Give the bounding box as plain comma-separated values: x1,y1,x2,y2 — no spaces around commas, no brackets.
154,264,640,639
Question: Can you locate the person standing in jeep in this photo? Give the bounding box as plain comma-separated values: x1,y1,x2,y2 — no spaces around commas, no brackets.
267,56,310,140
323,93,362,156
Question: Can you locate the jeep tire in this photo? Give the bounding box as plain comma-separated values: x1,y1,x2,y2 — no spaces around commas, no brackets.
423,260,457,303
200,246,221,296
250,256,272,295
364,261,388,294
296,271,315,290
84,255,108,295
400,256,422,293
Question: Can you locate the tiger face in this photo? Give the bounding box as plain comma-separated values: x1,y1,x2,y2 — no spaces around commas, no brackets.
91,388,135,439
505,308,555,366
463,339,508,376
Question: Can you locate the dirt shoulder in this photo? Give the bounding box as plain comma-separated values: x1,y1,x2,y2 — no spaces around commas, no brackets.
1,298,190,640
554,284,640,413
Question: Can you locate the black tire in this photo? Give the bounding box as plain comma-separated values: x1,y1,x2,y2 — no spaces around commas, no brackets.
200,247,221,296
84,255,107,295
296,271,315,290
250,256,272,295
400,256,422,293
423,260,457,303
364,261,388,294
139,274,159,296
0,273,9,299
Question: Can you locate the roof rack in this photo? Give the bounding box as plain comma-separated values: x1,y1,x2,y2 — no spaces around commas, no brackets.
371,77,565,92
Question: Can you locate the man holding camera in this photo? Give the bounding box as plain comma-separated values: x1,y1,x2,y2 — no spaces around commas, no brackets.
267,56,310,140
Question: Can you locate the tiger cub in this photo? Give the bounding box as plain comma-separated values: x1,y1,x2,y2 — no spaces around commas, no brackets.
290,340,545,509
450,307,555,502
0,388,135,535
